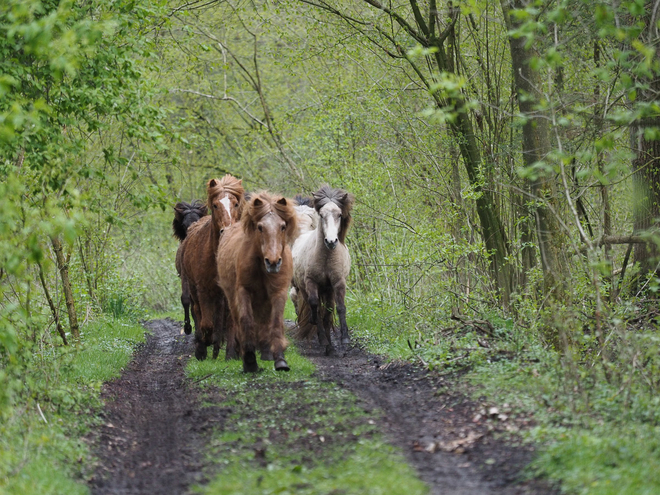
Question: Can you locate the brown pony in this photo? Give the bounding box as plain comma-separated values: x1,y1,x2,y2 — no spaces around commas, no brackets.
216,192,298,372
180,175,245,360
173,201,208,335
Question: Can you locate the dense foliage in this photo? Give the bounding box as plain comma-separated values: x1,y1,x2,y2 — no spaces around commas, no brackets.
3,0,660,492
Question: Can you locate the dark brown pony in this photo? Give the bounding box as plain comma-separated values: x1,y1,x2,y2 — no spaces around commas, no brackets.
180,175,245,360
173,201,208,335
216,192,298,372
291,186,354,355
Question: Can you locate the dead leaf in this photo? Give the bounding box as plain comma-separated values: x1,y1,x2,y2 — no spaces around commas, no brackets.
436,431,484,453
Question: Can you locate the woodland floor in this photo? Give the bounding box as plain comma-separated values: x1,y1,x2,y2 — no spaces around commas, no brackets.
88,319,557,494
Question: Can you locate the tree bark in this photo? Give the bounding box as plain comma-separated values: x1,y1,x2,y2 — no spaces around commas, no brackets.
37,261,68,345
630,3,660,281
500,0,567,293
52,236,80,341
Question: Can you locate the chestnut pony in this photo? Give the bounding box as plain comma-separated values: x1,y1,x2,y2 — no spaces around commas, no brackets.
291,186,354,355
216,192,298,372
180,175,245,360
173,201,208,335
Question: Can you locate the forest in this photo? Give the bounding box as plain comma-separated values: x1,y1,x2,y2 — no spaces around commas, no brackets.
2,0,660,493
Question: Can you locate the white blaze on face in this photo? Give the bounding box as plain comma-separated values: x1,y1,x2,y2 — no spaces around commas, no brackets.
321,203,341,245
219,197,232,222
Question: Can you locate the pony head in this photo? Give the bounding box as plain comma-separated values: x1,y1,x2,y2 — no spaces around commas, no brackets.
312,185,355,249
242,192,297,273
172,200,208,241
207,175,245,234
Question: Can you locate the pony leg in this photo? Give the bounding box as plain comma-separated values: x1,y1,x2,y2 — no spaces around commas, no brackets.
195,294,215,361
181,277,192,335
334,282,350,344
212,295,227,360
237,287,259,372
304,280,328,346
322,293,336,356
224,309,240,361
269,293,290,371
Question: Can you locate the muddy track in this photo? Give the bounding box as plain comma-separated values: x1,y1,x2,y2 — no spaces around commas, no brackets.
89,319,553,494
89,319,225,494
302,341,557,495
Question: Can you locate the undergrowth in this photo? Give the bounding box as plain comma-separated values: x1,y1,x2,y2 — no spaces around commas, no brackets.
0,317,146,494
347,288,660,494
186,345,428,495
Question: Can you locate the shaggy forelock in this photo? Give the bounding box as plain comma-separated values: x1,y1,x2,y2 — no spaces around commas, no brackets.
312,185,354,217
207,174,245,210
242,191,298,243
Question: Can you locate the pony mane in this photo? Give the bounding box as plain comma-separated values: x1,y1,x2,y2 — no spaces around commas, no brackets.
207,175,246,211
172,200,208,241
242,191,298,245
294,194,313,207
312,185,355,243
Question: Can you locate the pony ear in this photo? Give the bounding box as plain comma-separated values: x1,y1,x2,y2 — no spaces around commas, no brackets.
277,197,287,206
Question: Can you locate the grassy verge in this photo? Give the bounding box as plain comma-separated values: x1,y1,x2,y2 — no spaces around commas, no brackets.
345,292,660,494
186,345,428,495
0,317,146,494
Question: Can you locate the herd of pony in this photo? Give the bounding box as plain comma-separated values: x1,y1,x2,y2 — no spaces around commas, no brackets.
172,174,355,372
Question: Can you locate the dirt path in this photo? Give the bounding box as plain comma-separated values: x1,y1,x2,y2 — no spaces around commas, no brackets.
302,342,556,495
89,319,553,494
89,319,223,494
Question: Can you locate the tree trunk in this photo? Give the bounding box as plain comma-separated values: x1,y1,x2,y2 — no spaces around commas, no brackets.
501,0,567,293
631,5,660,280
631,135,660,277
52,236,80,341
38,261,68,345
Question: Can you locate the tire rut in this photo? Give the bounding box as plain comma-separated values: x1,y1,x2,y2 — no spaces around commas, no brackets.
300,341,557,495
89,318,223,495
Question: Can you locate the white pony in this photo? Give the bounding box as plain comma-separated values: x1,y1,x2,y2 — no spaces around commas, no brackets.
291,186,354,355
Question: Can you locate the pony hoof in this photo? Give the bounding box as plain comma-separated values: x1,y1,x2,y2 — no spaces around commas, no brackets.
195,344,208,361
243,352,259,373
274,359,290,371
260,349,274,361
184,322,192,335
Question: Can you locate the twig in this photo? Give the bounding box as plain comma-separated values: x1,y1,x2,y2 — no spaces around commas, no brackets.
36,403,48,424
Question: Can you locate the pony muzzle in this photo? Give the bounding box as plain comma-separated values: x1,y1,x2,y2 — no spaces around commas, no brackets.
264,257,282,273
324,239,338,250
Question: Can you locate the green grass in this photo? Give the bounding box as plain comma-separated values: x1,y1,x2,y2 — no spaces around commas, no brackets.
346,296,660,494
531,423,660,495
187,343,428,495
0,317,146,495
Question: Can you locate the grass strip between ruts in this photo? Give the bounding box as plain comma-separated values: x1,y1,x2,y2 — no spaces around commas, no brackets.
187,345,428,495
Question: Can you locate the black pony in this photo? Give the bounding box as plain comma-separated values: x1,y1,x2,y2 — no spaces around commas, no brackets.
172,201,208,334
